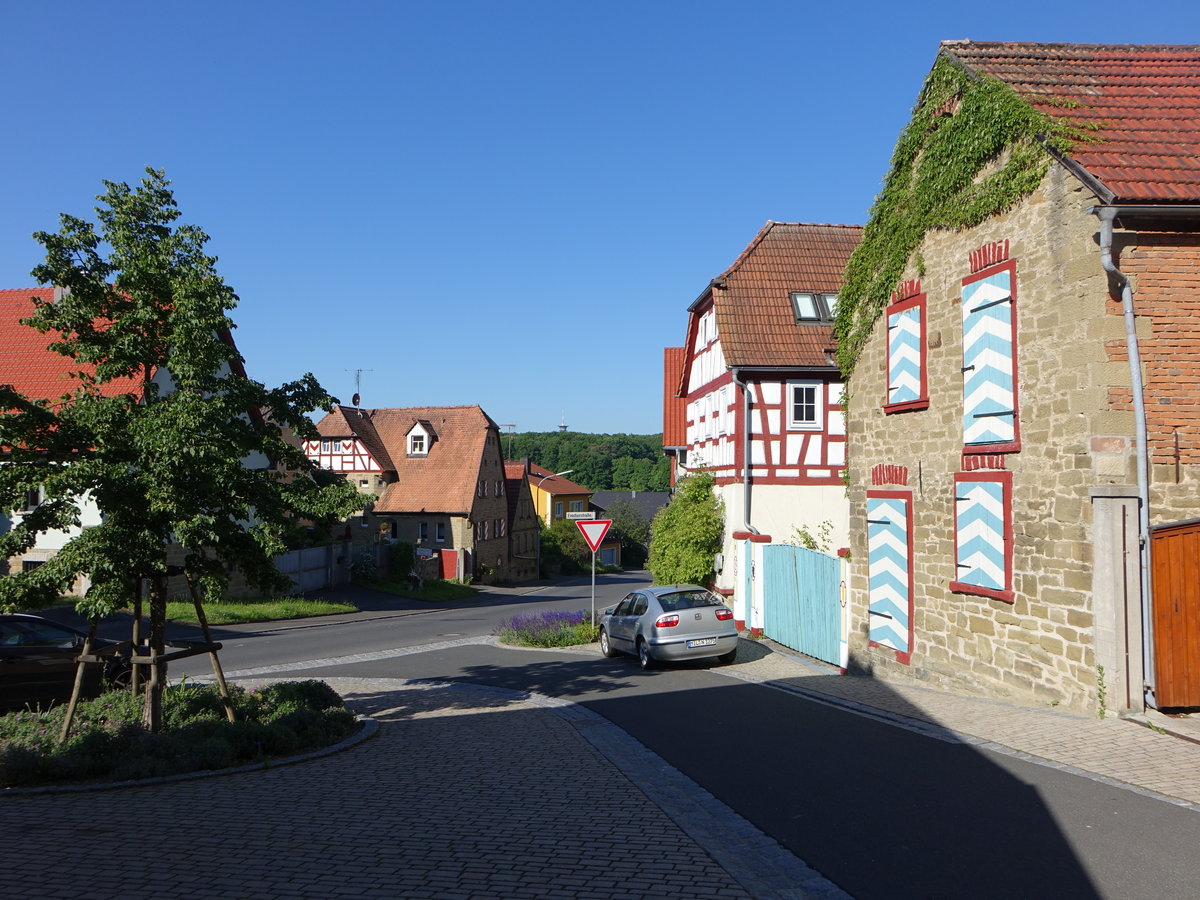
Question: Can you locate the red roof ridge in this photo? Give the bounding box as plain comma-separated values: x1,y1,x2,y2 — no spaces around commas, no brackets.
714,221,864,286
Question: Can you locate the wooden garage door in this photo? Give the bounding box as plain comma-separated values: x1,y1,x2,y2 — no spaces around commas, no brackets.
1151,521,1200,708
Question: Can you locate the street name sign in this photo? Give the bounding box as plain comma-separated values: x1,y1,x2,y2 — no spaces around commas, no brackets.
565,511,596,520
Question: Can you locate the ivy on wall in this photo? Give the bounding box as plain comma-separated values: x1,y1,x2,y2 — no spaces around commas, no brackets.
834,54,1096,375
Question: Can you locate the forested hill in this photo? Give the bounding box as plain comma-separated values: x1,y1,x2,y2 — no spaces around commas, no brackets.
504,432,670,492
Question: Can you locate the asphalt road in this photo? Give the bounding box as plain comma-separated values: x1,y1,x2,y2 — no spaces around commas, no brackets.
45,576,1200,898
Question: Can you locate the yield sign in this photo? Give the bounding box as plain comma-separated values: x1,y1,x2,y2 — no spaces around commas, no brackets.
576,518,612,553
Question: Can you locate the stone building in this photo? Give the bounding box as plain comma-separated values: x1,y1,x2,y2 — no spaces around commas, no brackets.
842,42,1200,714
307,405,517,583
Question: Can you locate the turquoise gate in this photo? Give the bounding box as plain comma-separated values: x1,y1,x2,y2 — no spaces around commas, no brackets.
762,544,841,665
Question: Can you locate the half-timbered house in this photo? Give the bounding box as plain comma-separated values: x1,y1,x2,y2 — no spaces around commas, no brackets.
307,404,516,583
842,41,1200,714
668,222,862,626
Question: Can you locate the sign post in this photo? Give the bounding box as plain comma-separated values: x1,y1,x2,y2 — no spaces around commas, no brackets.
576,519,612,625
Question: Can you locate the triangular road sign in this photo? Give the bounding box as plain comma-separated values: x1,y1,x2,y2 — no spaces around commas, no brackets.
576,518,612,553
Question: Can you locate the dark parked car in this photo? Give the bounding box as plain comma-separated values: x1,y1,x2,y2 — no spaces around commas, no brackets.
0,614,132,713
599,585,738,670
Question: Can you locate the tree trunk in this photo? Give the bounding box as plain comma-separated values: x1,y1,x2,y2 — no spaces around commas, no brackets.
141,574,167,732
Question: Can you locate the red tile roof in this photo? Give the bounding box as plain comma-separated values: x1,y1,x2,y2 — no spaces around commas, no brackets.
0,288,143,402
316,404,499,515
526,463,591,496
943,41,1200,203
704,222,863,369
662,347,686,446
503,461,531,523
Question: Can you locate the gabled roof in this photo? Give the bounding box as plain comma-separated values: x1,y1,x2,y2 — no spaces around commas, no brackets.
695,222,862,371
316,405,395,470
315,404,499,515
590,490,670,522
0,288,143,401
943,41,1200,203
662,347,686,447
503,461,531,524
527,463,591,496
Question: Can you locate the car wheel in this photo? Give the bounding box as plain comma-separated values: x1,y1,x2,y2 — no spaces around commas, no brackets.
718,646,737,665
637,639,656,671
599,628,619,658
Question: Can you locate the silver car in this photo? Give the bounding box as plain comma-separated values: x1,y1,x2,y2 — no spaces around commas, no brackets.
599,585,738,670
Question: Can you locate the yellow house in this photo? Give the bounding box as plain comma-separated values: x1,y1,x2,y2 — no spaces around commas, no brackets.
524,462,592,526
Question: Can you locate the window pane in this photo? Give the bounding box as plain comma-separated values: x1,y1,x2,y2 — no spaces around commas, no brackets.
825,294,839,316
791,293,818,320
792,385,817,424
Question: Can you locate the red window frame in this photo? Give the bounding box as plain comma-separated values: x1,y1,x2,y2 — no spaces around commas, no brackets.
950,470,1014,604
884,292,929,414
961,260,1020,456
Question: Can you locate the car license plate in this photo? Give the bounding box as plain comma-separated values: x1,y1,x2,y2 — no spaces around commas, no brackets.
687,638,717,648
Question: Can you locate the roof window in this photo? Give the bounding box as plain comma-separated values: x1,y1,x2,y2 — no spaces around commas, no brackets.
791,292,838,323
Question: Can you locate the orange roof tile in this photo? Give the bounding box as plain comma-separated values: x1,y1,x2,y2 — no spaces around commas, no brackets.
316,404,499,515
662,347,686,447
943,41,1200,203
703,223,862,369
526,463,591,496
0,288,143,402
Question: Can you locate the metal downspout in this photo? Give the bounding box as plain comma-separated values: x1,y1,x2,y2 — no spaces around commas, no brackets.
730,368,759,535
1094,206,1156,709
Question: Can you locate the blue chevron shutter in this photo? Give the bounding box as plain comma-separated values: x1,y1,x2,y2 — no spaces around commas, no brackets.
953,475,1010,596
961,269,1015,445
867,494,910,654
887,304,923,405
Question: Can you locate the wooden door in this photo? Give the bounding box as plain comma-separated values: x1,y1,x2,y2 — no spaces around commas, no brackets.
1151,521,1200,708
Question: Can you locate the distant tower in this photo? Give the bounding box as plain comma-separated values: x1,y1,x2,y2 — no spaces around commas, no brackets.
558,410,568,432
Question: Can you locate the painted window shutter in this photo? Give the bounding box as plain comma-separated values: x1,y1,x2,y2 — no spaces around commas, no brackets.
867,495,910,654
961,269,1015,445
887,305,923,405
954,477,1008,594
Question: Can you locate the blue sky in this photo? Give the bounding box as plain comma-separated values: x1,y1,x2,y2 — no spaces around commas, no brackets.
2,2,1194,435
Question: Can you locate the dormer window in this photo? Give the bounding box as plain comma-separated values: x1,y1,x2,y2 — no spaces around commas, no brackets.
409,433,426,455
791,292,838,323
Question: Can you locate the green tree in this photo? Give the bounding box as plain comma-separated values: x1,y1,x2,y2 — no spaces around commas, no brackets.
605,498,651,568
0,169,365,731
539,516,590,574
646,473,724,586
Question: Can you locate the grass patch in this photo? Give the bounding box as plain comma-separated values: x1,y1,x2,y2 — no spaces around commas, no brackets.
164,597,357,625
0,680,358,789
497,609,599,648
371,579,479,603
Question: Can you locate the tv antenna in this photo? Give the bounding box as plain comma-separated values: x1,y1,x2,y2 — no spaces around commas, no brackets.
345,369,373,408
498,423,517,460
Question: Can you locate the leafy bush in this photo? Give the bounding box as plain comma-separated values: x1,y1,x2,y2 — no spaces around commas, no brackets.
0,679,357,788
387,540,416,581
647,472,725,586
497,609,599,647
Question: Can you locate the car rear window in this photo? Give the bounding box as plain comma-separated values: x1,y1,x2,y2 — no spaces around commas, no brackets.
658,590,720,611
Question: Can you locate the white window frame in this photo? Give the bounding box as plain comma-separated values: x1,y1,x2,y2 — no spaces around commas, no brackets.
554,501,564,518
409,433,426,455
787,381,824,431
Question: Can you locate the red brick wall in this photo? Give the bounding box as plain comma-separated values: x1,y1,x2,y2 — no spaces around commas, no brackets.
1105,231,1200,466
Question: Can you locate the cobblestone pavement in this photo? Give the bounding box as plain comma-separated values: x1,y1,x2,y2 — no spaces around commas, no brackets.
5,634,1198,900
1,675,848,900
